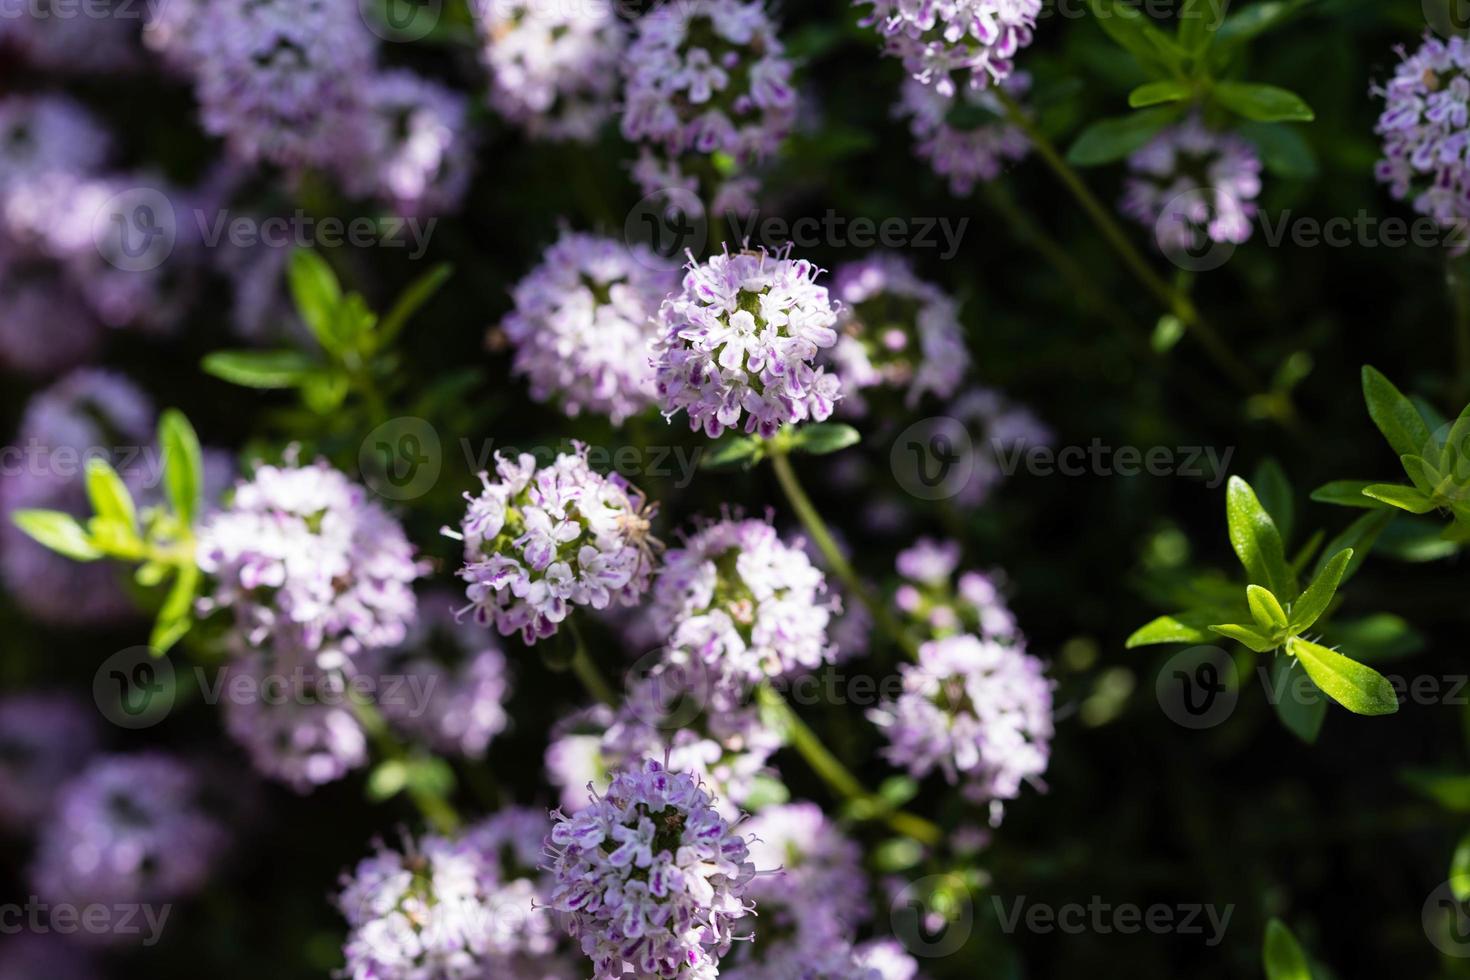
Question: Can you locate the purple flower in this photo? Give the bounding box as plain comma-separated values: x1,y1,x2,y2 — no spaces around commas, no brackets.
373,591,512,759
343,70,476,219
31,754,227,914
947,385,1051,507
544,705,618,813
0,693,99,833
547,759,756,979
869,634,1053,824
1374,35,1470,234
857,0,1041,95
893,537,1017,642
895,73,1030,195
652,248,843,438
196,459,426,668
476,0,627,142
1,0,141,74
1120,115,1262,253
652,516,836,701
740,803,868,939
622,0,796,201
827,254,970,415
726,930,920,980
449,445,658,645
502,232,677,425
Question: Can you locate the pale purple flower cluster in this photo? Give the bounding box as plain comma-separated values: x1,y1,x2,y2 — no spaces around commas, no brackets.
0,693,99,832
652,516,836,703
725,933,919,980
374,592,512,759
622,0,796,200
545,705,618,813
894,537,1017,641
1374,35,1470,233
0,0,141,74
869,634,1052,823
31,754,227,912
828,254,970,415
0,370,155,624
652,249,843,438
196,460,425,668
547,759,756,979
477,0,627,142
339,813,569,980
895,73,1030,195
739,803,868,939
947,385,1051,507
858,0,1041,94
451,446,657,644
149,0,474,214
1120,115,1262,253
503,232,677,425
0,934,100,980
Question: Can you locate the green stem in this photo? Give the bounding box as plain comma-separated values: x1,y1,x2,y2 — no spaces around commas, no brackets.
758,685,941,846
768,449,918,659
992,89,1266,402
568,620,618,706
351,697,461,835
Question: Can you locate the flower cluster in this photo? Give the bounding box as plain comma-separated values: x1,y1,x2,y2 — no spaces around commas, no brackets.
373,591,512,759
895,73,1031,195
0,0,141,75
346,71,478,220
739,803,868,939
725,933,919,980
947,385,1052,507
894,537,1018,640
858,0,1042,94
652,249,843,438
828,253,971,414
622,0,796,200
652,515,836,703
452,446,658,644
1120,115,1262,253
476,0,627,143
197,460,425,667
502,232,676,425
547,759,756,978
0,694,98,832
870,633,1053,823
1374,35,1470,233
32,754,227,911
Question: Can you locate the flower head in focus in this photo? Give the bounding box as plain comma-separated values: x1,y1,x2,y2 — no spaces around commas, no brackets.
1374,35,1470,236
857,0,1042,95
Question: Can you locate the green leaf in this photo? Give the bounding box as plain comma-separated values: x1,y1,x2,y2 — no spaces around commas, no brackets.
1403,770,1470,812
85,459,138,538
1377,515,1458,561
1400,455,1444,496
1439,402,1470,477
150,564,199,655
1066,108,1180,166
789,423,861,456
1361,483,1435,514
1269,657,1327,744
1289,529,1324,578
1209,622,1279,653
1316,510,1390,583
1287,637,1399,716
1253,458,1295,545
1128,80,1191,108
1362,365,1433,459
1246,585,1289,631
1217,0,1316,48
701,435,765,469
1213,81,1315,122
1323,613,1423,663
1226,476,1294,596
1178,0,1225,51
202,350,317,389
1288,548,1351,632
1240,121,1318,179
288,249,344,352
10,509,102,561
1310,480,1388,509
1451,832,1470,901
366,760,408,801
874,837,926,873
1126,611,1222,647
378,264,452,348
1087,0,1184,76
159,410,203,526
1263,919,1312,980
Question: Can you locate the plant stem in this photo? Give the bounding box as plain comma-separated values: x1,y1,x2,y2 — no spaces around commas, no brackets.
768,448,918,659
568,620,618,706
350,697,461,835
758,684,941,847
992,89,1268,403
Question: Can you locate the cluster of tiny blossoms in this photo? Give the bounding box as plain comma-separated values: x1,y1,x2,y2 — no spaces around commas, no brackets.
895,73,1031,196
652,249,843,438
947,385,1053,507
1120,115,1263,253
622,0,796,200
858,0,1042,94
652,515,837,703
547,760,756,979
477,0,627,142
502,232,677,425
828,253,971,414
1374,35,1470,233
451,446,658,644
870,633,1053,824
894,537,1018,640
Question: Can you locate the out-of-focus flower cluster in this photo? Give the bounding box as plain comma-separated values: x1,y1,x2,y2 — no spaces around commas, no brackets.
1120,115,1262,253
1374,34,1470,235
895,73,1031,196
